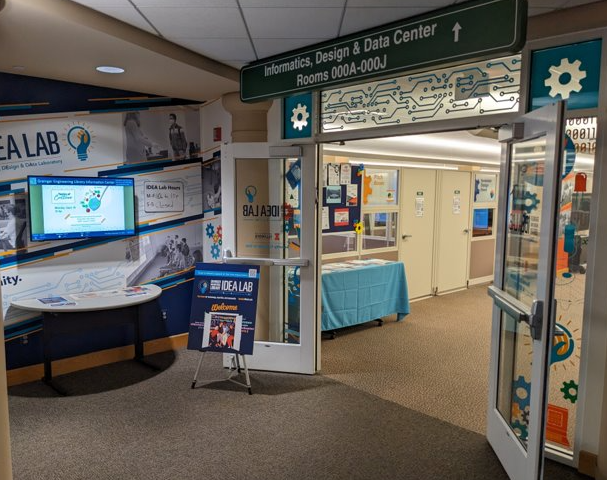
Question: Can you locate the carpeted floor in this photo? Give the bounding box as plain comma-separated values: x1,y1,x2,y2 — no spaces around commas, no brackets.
8,350,588,480
322,285,493,434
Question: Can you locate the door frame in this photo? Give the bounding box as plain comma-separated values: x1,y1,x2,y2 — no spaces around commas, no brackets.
221,142,319,374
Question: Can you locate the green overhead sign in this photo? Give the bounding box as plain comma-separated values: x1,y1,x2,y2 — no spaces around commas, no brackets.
240,0,527,102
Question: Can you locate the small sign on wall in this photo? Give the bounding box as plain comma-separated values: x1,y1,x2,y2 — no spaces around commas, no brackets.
453,190,461,215
415,192,424,217
144,181,184,213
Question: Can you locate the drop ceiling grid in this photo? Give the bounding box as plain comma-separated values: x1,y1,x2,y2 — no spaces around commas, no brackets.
71,0,602,69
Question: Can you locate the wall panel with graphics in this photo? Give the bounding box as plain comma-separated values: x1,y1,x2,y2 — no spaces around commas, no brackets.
0,76,203,370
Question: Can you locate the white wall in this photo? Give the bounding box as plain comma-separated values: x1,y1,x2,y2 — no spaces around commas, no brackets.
200,98,232,161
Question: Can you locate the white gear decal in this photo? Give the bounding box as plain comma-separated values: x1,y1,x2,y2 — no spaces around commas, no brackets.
291,103,309,131
544,58,587,100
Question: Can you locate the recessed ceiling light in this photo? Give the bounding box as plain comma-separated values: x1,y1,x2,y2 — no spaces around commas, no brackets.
96,65,125,74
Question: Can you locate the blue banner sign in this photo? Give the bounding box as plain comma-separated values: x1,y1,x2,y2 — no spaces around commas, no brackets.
187,263,260,355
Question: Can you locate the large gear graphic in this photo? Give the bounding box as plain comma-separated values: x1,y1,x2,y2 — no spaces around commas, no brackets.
513,375,531,411
560,380,579,404
291,103,310,131
205,223,215,238
511,420,529,441
544,58,587,100
523,191,540,214
210,243,220,260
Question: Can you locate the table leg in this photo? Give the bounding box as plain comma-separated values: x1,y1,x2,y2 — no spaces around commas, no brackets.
42,313,53,383
42,313,67,396
133,305,161,371
134,305,143,361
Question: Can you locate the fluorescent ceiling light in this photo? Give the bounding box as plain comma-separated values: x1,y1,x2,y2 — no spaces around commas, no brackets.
96,65,125,74
348,159,458,170
388,135,501,155
480,168,500,173
334,147,499,165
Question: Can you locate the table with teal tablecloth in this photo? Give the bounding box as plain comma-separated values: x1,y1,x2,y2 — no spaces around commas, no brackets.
321,261,410,331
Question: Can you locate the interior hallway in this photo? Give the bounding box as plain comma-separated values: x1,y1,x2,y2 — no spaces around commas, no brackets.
322,285,493,434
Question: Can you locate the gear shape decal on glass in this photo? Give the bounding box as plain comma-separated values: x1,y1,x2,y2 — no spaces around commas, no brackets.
544,58,587,100
560,380,579,404
291,103,310,131
210,243,220,260
513,375,531,410
523,191,540,213
511,420,529,441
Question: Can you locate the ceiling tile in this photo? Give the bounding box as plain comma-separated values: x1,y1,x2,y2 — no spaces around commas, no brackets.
166,37,256,62
340,7,430,35
254,38,330,58
240,0,345,6
139,7,247,38
243,7,343,38
133,0,237,6
91,7,157,34
70,0,131,7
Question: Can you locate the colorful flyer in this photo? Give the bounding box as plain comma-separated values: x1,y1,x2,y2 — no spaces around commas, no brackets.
347,184,358,206
187,263,260,355
326,185,342,204
334,208,349,226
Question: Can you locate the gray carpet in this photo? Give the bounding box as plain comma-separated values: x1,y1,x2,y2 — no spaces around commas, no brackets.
8,350,588,480
322,285,493,434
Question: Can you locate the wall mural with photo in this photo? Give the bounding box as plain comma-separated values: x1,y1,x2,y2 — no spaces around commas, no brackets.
0,76,203,370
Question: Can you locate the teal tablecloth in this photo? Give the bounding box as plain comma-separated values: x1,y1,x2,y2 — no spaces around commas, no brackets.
321,261,410,331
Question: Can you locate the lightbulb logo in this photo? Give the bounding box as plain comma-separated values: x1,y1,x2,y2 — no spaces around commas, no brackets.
245,185,257,203
64,122,94,161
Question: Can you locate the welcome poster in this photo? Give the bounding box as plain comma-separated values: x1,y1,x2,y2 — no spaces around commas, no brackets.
187,263,260,355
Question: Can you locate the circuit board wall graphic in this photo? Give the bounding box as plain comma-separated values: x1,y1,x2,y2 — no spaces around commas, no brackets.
321,54,521,133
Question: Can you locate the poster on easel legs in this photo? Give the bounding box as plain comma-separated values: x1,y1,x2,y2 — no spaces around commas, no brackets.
187,263,259,355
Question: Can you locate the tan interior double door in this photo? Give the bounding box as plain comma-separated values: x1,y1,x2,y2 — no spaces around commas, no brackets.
399,168,471,299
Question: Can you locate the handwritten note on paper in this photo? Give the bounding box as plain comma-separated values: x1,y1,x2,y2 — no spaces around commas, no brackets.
144,181,185,213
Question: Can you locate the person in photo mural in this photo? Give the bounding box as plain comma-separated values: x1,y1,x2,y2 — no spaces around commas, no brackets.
124,112,156,163
168,113,187,161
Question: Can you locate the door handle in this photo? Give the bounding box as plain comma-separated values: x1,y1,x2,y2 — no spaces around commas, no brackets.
463,228,470,234
402,234,413,240
487,286,544,341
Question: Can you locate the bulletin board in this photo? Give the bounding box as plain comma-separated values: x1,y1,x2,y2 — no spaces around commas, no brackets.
321,163,362,233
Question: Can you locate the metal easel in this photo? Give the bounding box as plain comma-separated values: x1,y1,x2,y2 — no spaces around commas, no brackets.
191,351,253,395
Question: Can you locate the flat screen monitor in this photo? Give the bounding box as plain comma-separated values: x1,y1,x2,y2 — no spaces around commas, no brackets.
473,208,493,237
28,175,136,241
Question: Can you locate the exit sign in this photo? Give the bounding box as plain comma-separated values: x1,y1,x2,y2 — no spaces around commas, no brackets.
241,0,527,102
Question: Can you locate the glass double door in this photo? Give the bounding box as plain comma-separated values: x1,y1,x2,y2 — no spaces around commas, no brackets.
221,143,318,374
487,102,565,479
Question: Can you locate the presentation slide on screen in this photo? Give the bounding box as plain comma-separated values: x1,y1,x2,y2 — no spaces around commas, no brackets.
41,184,126,233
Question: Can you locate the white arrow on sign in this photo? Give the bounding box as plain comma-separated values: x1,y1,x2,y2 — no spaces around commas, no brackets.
452,22,462,42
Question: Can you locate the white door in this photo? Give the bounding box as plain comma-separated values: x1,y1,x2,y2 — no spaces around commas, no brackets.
399,168,436,299
487,102,564,479
221,143,318,374
435,170,471,293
